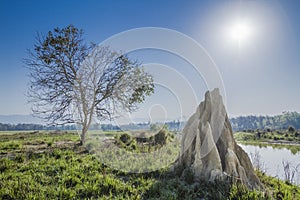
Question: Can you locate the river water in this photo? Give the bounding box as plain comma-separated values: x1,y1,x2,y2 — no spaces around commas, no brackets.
239,143,300,185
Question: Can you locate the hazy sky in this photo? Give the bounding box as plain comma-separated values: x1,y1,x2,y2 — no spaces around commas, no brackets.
0,0,300,120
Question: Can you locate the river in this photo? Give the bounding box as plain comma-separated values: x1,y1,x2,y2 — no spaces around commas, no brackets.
239,143,300,185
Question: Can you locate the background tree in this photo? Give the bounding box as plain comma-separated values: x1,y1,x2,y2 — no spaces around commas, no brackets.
25,25,154,144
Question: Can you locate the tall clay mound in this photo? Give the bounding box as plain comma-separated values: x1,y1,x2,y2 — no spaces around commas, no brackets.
177,88,261,189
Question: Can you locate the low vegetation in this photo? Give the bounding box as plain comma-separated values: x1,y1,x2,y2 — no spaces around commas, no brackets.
114,128,174,153
0,131,299,199
84,128,180,173
234,129,300,155
234,128,300,143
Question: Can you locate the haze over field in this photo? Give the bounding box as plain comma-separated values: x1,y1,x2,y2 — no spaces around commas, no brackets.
0,0,300,123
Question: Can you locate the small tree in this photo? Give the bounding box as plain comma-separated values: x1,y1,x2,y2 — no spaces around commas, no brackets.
25,25,154,144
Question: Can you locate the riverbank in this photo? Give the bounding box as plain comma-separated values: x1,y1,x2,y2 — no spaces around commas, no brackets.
234,131,300,154
234,131,300,143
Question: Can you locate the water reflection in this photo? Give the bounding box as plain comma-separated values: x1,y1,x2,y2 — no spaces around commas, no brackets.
239,143,300,185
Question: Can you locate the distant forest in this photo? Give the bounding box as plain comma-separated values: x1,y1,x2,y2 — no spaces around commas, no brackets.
230,111,300,131
0,121,182,132
0,112,299,132
0,123,77,131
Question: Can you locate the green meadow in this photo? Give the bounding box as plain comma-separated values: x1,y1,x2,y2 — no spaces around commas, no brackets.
0,131,299,199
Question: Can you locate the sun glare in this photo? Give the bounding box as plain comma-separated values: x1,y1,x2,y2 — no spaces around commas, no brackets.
227,20,253,45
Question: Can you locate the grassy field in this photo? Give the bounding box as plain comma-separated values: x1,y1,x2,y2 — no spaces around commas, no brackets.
0,131,299,199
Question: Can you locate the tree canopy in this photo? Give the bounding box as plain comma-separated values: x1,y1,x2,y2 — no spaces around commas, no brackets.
25,25,154,144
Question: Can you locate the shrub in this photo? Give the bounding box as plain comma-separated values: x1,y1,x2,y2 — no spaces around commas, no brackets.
266,128,272,132
47,141,53,147
288,126,295,133
119,133,132,144
268,136,272,140
154,129,169,145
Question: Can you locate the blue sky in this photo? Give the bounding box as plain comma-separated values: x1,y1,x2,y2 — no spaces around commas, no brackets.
0,0,300,120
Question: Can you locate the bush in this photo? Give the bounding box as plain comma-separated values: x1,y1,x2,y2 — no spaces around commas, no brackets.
154,129,169,145
268,136,273,140
288,126,295,133
47,141,53,147
119,133,132,144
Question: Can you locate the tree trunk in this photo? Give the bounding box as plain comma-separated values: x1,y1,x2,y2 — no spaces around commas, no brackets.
80,128,87,145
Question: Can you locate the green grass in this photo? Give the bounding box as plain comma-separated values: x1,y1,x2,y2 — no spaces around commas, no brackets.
234,130,300,143
0,130,39,135
0,131,299,199
85,130,180,173
0,149,154,199
234,132,256,141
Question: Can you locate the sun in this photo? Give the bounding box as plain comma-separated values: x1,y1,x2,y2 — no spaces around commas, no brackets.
227,20,253,45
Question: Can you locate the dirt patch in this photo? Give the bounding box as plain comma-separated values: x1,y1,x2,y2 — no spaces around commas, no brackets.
0,140,85,159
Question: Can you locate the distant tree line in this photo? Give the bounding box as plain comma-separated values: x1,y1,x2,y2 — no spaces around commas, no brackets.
0,123,77,131
3,111,299,132
0,123,122,131
230,111,300,131
0,120,183,132
119,120,183,131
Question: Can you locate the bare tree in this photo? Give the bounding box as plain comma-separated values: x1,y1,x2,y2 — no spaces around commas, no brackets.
25,25,154,144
